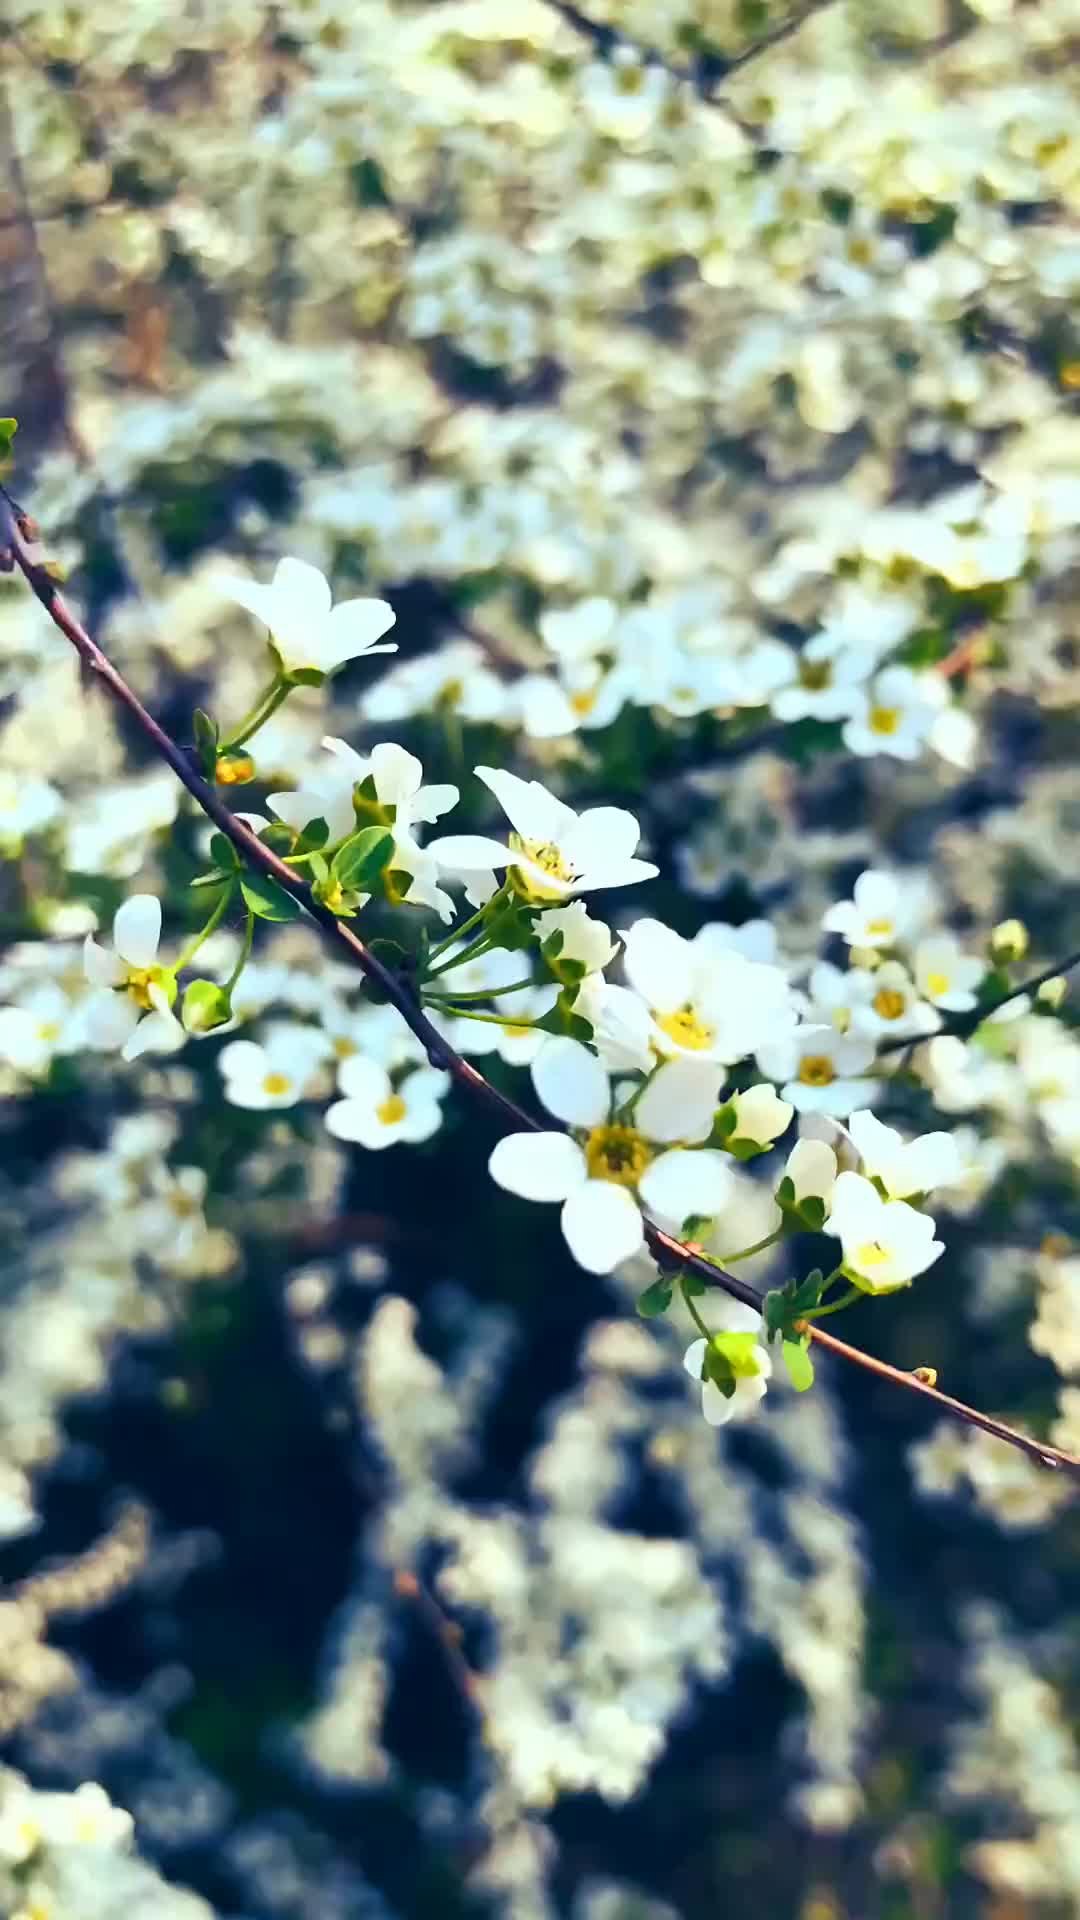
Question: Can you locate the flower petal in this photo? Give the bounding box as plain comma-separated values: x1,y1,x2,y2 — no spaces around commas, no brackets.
621,920,692,1013
636,1057,725,1144
122,1008,183,1062
475,767,576,844
82,991,141,1050
560,1179,643,1272
336,1054,392,1104
83,933,125,989
638,1148,733,1227
489,1131,585,1202
530,1036,609,1128
112,894,161,969
428,834,513,872
272,556,333,618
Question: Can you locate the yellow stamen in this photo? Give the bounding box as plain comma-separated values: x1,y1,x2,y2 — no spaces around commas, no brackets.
584,1124,653,1187
377,1093,407,1126
509,834,577,903
925,970,950,997
656,1003,715,1052
570,689,598,717
262,1072,292,1097
872,987,906,1021
856,1240,890,1269
865,918,894,939
798,658,832,691
798,1054,836,1087
869,705,900,735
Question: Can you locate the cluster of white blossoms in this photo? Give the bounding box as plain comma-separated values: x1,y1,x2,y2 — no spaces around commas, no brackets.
0,1772,212,1920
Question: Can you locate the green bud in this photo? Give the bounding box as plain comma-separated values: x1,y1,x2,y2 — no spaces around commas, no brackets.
1037,976,1068,1012
989,918,1028,964
182,979,233,1034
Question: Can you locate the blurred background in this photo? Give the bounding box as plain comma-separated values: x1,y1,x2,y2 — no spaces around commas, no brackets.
2,1,1080,1915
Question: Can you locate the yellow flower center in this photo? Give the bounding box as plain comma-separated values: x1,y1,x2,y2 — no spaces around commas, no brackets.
262,1072,292,1097
570,688,598,717
37,1021,60,1042
865,917,894,939
655,1003,715,1052
126,965,169,1011
869,705,901,735
798,1054,836,1087
925,970,950,997
798,658,833,691
377,1093,407,1126
872,987,906,1021
856,1240,890,1270
333,1036,357,1058
509,834,578,903
1061,361,1080,392
584,1124,653,1187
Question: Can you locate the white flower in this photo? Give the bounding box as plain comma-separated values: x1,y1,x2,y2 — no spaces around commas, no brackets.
82,896,184,1063
913,935,983,1013
824,1170,944,1292
0,984,79,1075
488,1037,731,1272
841,960,936,1040
725,1084,794,1148
846,1109,962,1199
0,771,63,842
572,979,656,1073
621,919,800,1067
683,1301,772,1427
784,1137,839,1208
842,665,944,761
270,739,459,922
217,556,397,678
325,1057,448,1148
757,1024,878,1117
822,869,930,949
0,1780,134,1860
535,901,618,977
218,1022,331,1108
429,767,657,901
768,631,869,723
518,660,630,739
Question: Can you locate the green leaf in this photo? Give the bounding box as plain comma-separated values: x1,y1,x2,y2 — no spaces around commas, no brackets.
782,1339,815,1392
241,874,301,922
258,823,297,856
534,989,594,1046
331,826,394,891
295,815,330,853
483,894,537,953
799,1193,827,1230
209,832,239,872
635,1278,673,1319
764,1269,825,1342
193,709,219,776
0,418,17,460
181,978,233,1034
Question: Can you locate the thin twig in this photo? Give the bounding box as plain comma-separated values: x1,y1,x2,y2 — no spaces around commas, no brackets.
3,488,1078,1483
876,949,1080,1056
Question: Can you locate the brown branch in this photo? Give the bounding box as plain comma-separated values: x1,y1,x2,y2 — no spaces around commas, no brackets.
875,948,1080,1056
540,0,841,142
3,488,1078,1484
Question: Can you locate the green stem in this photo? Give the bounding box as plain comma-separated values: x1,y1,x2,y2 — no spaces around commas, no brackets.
175,881,235,971
680,1274,713,1343
224,908,256,994
803,1285,863,1321
425,934,496,980
423,977,536,1005
420,1001,539,1030
425,905,491,967
219,675,291,751
716,1227,785,1264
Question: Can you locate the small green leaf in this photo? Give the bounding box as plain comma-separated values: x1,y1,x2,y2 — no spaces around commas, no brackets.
258,823,297,856
782,1339,815,1392
193,709,219,776
331,826,394,891
0,418,18,461
296,815,330,852
636,1278,673,1319
182,978,233,1034
241,874,301,922
799,1193,827,1230
209,832,239,872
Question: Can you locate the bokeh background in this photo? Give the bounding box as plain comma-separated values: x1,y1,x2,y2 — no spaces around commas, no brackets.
2,1,1080,1915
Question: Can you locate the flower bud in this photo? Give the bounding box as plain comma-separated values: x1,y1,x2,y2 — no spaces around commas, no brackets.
989,918,1028,964
215,750,257,786
1036,976,1068,1012
181,979,233,1034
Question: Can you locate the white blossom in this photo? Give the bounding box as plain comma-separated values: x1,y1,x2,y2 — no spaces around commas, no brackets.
325,1057,449,1148
824,1171,944,1292
430,768,657,901
82,896,184,1063
217,556,397,678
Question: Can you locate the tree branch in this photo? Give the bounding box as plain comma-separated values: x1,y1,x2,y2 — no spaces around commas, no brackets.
3,488,1078,1484
875,949,1080,1056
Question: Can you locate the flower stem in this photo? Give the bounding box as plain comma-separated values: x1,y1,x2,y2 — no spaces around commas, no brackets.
175,880,236,971
716,1227,785,1264
680,1274,713,1342
425,905,491,968
423,978,535,1005
420,1002,539,1029
802,1285,863,1321
224,907,256,993
219,675,291,751
425,935,496,980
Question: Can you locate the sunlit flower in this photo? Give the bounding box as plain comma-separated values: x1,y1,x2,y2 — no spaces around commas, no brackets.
621,919,799,1067
822,869,930,950
842,667,944,761
429,768,657,901
913,935,984,1013
217,556,397,678
82,896,184,1063
757,1024,878,1116
325,1057,449,1148
824,1170,944,1292
218,1023,331,1109
847,1108,962,1198
489,1038,730,1272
